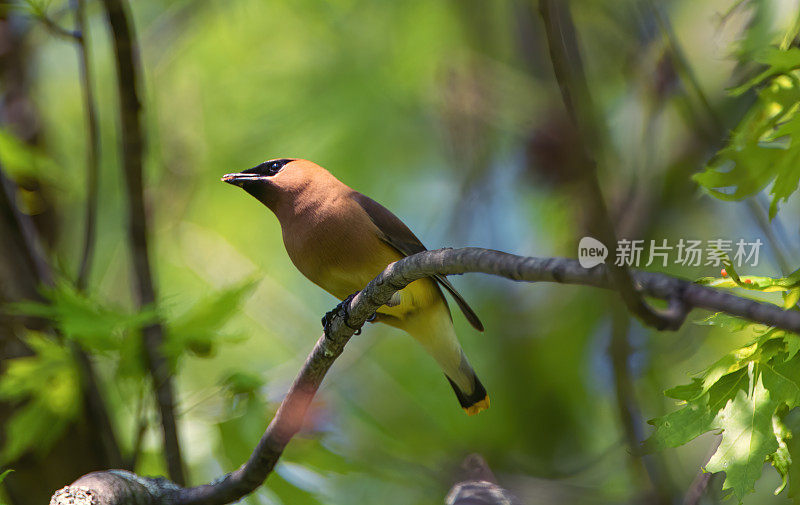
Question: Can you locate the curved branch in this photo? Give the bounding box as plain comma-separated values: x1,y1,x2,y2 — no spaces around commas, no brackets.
50,247,800,505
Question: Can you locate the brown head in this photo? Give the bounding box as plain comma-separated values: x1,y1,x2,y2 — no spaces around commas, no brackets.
222,158,345,217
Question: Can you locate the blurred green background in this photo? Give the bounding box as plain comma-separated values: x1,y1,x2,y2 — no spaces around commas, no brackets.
2,0,800,504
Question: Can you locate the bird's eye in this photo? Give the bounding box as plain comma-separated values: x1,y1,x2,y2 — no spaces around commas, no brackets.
251,158,294,177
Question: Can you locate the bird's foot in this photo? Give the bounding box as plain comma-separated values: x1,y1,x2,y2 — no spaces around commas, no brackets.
322,292,363,337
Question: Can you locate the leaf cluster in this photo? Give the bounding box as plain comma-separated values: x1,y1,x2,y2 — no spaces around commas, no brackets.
694,47,800,218
649,262,800,501
0,278,257,464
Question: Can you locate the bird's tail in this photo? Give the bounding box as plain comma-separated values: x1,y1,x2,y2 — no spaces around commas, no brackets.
403,306,490,416
446,367,490,416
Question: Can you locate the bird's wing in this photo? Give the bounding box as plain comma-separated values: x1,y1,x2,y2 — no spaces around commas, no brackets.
352,192,484,332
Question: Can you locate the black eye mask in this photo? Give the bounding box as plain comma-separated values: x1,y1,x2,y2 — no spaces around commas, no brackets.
246,158,294,177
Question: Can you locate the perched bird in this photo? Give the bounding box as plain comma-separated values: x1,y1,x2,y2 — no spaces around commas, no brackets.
222,159,489,415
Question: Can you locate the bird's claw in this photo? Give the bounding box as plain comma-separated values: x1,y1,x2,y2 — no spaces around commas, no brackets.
322,292,363,337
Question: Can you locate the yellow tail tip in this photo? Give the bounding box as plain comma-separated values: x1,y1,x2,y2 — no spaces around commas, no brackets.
463,395,490,416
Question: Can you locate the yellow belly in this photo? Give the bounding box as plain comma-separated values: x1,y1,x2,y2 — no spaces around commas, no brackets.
315,256,444,325
286,236,441,324
377,276,444,322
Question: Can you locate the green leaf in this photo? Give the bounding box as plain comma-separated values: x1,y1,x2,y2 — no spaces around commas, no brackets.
705,374,779,502
0,129,59,182
664,378,704,401
222,371,265,396
217,389,272,466
162,279,258,365
693,145,781,202
0,332,80,462
700,336,783,396
784,287,800,309
0,468,12,505
729,47,800,96
653,283,800,501
7,281,156,353
646,369,748,451
785,333,800,360
760,356,800,409
769,413,791,495
695,56,800,217
653,353,800,501
695,259,800,293
695,313,755,332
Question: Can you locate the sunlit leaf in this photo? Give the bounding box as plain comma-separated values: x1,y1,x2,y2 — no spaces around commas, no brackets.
695,54,800,218
729,48,800,96
769,414,791,495
695,259,800,292
785,288,800,309
705,375,778,501
646,369,747,451
654,304,800,502
696,313,756,332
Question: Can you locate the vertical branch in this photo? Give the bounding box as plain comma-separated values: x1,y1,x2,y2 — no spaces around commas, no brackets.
537,2,680,500
609,311,642,468
66,0,126,468
99,0,186,484
609,308,671,504
72,0,101,291
537,0,685,331
0,170,52,286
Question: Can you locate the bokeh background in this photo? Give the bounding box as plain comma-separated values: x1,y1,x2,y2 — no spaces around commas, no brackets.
2,0,800,504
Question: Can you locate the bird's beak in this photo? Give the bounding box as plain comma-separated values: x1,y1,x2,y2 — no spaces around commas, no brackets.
221,172,262,186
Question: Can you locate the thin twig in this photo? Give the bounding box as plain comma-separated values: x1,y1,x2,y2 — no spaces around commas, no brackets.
651,0,722,134
52,247,800,505
683,437,721,505
72,0,101,291
609,310,644,474
128,380,150,471
609,308,672,504
33,12,81,41
99,0,186,484
26,0,81,41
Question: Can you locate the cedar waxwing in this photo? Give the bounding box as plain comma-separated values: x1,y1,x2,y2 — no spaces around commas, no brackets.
222,158,489,415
